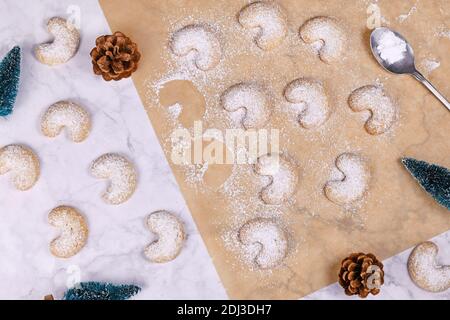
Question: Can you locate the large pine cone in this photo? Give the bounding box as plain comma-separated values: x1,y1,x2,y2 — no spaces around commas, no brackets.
90,31,141,81
338,252,384,298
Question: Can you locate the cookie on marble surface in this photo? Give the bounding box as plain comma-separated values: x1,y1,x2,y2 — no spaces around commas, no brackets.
408,241,450,292
41,100,91,142
299,16,346,63
239,218,287,269
0,144,40,190
49,206,88,258
90,153,137,205
238,1,288,51
144,210,185,263
35,17,80,66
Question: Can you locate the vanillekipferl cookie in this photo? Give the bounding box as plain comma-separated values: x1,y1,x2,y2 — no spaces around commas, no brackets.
90,153,137,205
408,241,450,292
35,17,80,66
144,210,185,263
0,144,40,191
221,82,272,130
254,153,299,205
324,152,370,205
41,100,91,142
48,206,88,258
238,1,288,51
170,24,222,71
283,78,331,129
348,85,398,135
299,16,347,63
239,218,288,269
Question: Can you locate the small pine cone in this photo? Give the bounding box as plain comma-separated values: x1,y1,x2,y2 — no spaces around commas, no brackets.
338,252,384,298
90,31,141,81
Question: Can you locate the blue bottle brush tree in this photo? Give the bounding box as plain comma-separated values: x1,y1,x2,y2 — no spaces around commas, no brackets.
63,282,141,300
0,46,21,116
402,157,450,210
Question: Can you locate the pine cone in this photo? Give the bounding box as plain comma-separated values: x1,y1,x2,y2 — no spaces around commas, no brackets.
338,252,384,298
90,31,141,81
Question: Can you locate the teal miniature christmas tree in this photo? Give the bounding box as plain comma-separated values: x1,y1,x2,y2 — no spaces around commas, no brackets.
0,46,21,116
63,282,141,300
402,157,450,210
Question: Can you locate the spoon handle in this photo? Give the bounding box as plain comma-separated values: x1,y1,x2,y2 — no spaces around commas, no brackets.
412,70,450,112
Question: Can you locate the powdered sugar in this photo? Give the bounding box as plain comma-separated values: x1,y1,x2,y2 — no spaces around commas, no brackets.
421,58,440,74
375,29,407,65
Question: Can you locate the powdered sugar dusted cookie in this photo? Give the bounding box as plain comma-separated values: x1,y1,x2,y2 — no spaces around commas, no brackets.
408,241,450,292
144,210,185,263
49,206,88,258
35,17,80,66
284,78,330,129
221,83,271,129
299,16,346,63
41,101,91,142
90,153,137,205
254,153,298,205
324,153,370,205
238,1,288,51
170,24,221,71
0,144,40,191
348,85,397,135
239,218,287,269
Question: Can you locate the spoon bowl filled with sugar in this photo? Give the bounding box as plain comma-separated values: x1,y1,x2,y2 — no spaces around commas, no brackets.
370,27,449,111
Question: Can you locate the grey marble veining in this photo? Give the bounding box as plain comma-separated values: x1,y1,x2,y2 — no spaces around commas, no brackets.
0,0,448,300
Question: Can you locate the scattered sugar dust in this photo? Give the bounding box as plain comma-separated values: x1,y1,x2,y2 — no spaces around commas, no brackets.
142,1,403,273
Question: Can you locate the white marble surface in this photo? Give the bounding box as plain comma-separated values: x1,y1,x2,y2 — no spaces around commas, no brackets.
0,0,448,300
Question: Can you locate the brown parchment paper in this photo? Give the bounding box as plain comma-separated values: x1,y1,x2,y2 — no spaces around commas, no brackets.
99,0,450,299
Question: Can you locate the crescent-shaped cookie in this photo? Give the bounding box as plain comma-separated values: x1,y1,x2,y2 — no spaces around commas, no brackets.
35,17,80,66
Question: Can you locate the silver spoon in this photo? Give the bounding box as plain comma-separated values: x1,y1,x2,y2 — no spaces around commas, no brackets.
370,27,450,111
